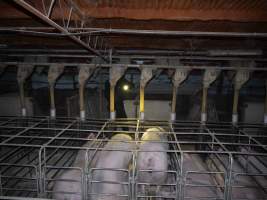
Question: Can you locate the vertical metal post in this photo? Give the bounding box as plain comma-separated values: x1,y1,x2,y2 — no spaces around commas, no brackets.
48,64,64,119
171,69,190,121
139,86,145,120
171,85,178,120
17,64,34,117
78,66,95,121
110,85,115,119
232,89,239,124
232,69,250,124
201,87,208,122
49,84,56,118
109,66,127,120
201,69,220,123
139,68,154,120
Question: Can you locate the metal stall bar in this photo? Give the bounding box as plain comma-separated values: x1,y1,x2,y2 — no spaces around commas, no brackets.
12,0,109,62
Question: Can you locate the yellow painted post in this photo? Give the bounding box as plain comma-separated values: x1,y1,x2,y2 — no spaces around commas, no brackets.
110,85,115,119
139,86,145,120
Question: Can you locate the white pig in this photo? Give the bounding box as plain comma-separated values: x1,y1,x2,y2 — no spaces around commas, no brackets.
53,134,95,200
137,127,169,198
89,133,135,200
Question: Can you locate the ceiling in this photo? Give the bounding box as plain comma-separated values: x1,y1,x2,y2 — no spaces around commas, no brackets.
0,0,267,63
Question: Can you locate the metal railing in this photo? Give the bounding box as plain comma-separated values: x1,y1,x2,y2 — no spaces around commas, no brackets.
0,116,266,199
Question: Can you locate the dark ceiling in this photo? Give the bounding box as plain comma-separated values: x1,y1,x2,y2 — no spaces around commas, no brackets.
0,0,267,62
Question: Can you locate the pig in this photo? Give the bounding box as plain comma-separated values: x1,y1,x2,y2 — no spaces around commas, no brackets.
136,127,169,199
89,133,135,200
52,134,95,200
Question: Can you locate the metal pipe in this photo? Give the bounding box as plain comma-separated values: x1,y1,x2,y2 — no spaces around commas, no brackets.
12,0,108,62
3,27,267,38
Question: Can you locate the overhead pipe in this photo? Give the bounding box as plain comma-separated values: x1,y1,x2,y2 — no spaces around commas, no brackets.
201,69,220,123
171,69,190,121
48,64,64,119
4,27,267,38
17,64,34,117
109,66,127,120
139,68,154,120
78,65,95,121
232,68,250,124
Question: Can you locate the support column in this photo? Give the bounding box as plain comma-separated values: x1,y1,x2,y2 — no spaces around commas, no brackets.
171,69,190,121
78,66,95,121
17,64,34,117
264,80,267,124
139,68,154,120
232,69,250,124
109,66,126,120
48,64,64,119
201,69,220,123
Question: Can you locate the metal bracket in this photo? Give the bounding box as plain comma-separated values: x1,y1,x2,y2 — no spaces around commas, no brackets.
48,64,65,86
234,70,250,90
172,69,190,87
17,64,35,84
203,69,220,88
78,65,95,86
109,66,127,87
140,67,154,88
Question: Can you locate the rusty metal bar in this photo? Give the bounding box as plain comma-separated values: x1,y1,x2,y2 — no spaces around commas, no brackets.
12,0,108,62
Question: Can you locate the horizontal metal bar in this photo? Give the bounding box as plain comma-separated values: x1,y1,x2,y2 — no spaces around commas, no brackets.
2,27,267,38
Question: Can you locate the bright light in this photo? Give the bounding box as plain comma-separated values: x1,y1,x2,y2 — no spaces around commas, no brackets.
123,84,129,91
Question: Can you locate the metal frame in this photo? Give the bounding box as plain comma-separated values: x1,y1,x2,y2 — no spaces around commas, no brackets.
12,0,109,62
0,116,266,200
